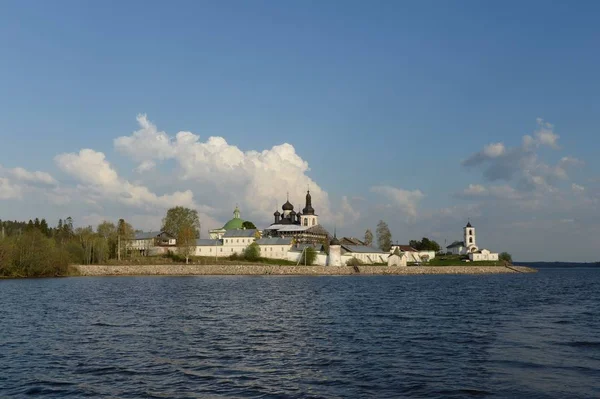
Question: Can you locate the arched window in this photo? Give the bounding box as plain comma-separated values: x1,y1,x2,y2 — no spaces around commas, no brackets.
469,237,473,244
304,219,308,226
312,219,316,226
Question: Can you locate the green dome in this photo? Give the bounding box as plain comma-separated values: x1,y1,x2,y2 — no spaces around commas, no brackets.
222,205,245,230
223,217,245,230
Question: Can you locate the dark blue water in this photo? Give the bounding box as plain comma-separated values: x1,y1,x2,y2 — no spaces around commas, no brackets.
1,269,599,398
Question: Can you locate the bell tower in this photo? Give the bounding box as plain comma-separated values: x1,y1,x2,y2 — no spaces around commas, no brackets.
464,221,477,252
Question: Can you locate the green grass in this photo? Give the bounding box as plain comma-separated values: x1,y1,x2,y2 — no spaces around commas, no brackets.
413,254,506,266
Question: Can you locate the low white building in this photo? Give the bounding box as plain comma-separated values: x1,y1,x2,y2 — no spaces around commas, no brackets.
469,249,499,262
389,245,436,263
341,244,389,265
256,237,293,259
222,229,259,255
388,249,407,267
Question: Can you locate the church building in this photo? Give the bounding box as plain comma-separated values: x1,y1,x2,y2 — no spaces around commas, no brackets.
262,190,330,245
209,206,255,239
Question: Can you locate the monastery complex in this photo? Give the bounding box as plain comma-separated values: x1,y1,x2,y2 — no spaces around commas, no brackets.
128,191,499,266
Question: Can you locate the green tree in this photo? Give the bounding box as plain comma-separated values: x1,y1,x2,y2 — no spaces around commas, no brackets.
243,242,260,261
162,207,201,238
177,223,197,264
300,246,317,265
409,237,441,252
376,220,392,252
364,229,373,246
117,219,135,260
97,221,117,262
499,252,513,264
241,221,257,230
39,219,50,236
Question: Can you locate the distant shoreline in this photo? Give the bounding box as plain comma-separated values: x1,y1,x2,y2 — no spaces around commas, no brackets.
73,264,537,277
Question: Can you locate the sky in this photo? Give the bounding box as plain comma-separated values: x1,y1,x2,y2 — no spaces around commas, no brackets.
0,1,599,262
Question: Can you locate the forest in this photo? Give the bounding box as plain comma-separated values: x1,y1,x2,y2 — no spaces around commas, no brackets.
0,217,135,277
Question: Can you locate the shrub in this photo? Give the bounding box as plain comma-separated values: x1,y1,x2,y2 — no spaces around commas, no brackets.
300,246,317,265
346,257,363,266
243,242,260,262
499,252,513,264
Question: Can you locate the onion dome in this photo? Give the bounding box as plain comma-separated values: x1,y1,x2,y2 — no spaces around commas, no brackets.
329,228,340,246
274,209,281,216
282,200,294,211
302,190,315,215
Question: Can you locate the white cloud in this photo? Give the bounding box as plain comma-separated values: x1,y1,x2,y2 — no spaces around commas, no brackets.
0,177,23,200
55,149,197,212
370,185,424,218
483,142,505,158
9,167,57,185
572,183,585,193
462,119,578,193
113,115,356,226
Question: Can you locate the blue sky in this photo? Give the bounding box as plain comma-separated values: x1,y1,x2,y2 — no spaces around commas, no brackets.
1,1,599,261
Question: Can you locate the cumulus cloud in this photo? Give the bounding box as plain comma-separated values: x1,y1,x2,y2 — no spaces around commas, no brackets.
0,177,23,200
55,149,197,212
572,183,585,193
114,114,356,226
9,167,57,185
462,119,579,192
370,185,424,218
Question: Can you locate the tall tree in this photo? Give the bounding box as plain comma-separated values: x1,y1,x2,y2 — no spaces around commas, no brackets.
162,207,201,239
177,224,197,264
97,221,117,262
117,219,135,260
39,219,50,237
364,229,374,246
376,220,392,252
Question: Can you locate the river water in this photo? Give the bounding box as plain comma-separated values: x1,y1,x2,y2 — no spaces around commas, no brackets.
1,268,599,398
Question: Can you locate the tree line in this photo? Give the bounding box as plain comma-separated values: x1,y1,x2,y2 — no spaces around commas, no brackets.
0,217,136,277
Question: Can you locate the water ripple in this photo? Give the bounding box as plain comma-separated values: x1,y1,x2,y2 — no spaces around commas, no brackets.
1,269,600,398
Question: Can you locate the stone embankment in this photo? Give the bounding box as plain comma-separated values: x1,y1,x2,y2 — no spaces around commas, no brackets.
74,264,536,276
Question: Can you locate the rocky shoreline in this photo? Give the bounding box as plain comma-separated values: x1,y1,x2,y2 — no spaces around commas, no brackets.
74,264,537,276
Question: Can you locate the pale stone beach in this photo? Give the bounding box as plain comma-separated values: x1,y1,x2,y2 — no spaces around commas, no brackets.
75,264,536,276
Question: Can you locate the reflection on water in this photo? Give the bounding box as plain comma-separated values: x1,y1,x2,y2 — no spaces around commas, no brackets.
1,270,599,398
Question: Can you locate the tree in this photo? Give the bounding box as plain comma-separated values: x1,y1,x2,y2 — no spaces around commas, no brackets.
177,224,197,264
409,237,441,252
97,221,117,262
39,219,50,237
243,242,260,261
499,252,513,264
376,220,392,252
300,246,317,266
117,219,134,260
162,207,201,239
364,229,373,246
241,221,257,230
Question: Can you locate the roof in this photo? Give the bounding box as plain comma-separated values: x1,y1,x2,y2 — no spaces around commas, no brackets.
340,237,365,246
466,221,473,228
282,200,294,211
446,241,465,248
341,244,387,254
134,231,160,240
289,243,325,253
391,245,417,252
222,217,245,230
223,229,258,238
256,237,293,245
330,235,340,246
266,224,308,232
195,239,223,246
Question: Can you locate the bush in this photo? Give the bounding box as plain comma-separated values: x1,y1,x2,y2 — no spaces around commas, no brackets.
243,242,260,262
346,257,363,266
499,252,513,264
299,247,317,266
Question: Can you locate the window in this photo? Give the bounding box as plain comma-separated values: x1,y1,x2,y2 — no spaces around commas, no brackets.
220,248,222,252
304,219,308,226
312,219,316,226
210,248,212,252
469,237,473,244
237,239,239,243
231,248,233,252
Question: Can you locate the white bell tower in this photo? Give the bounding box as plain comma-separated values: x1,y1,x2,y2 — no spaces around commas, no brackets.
463,221,477,252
